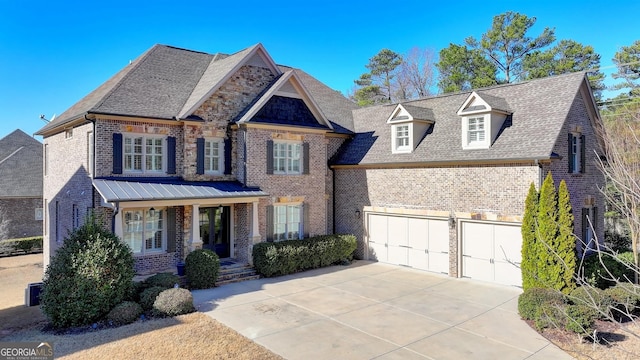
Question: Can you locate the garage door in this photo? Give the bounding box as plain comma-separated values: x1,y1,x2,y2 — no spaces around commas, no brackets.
367,213,449,274
461,221,522,287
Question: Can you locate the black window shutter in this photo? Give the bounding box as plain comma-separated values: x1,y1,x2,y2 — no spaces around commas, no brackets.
167,136,176,174
303,203,310,238
196,138,204,175
302,142,310,175
224,138,232,175
266,205,274,242
113,133,123,174
266,140,274,174
580,134,586,173
568,133,574,173
166,207,176,253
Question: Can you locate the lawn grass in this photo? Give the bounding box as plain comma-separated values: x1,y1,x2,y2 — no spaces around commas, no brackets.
2,312,283,360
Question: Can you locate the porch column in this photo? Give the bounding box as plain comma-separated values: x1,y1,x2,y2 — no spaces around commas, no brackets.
190,204,203,251
248,201,261,265
114,209,123,239
249,201,261,243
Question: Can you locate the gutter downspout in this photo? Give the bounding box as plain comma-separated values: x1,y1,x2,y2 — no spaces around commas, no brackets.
243,127,248,187
332,167,336,234
112,202,120,234
85,114,96,209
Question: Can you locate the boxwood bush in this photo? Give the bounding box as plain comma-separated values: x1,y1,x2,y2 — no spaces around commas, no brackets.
140,286,167,311
107,301,143,326
253,234,357,277
580,252,636,289
40,219,135,328
0,236,43,254
145,272,180,289
185,249,220,289
153,288,195,317
518,287,566,321
567,286,614,320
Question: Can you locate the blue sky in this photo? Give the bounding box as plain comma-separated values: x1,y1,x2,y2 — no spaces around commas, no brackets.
0,0,637,140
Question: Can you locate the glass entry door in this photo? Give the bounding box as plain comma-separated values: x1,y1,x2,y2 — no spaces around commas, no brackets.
199,206,230,258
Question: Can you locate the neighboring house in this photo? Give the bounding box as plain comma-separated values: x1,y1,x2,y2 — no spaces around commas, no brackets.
37,43,604,287
36,44,357,273
0,129,43,240
331,71,604,286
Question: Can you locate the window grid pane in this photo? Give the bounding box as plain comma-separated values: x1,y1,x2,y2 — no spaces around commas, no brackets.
468,117,485,143
205,140,221,172
273,205,302,241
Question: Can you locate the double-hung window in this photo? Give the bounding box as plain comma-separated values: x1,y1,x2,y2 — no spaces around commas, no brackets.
274,142,301,174
123,208,164,254
124,136,164,173
204,139,223,174
568,133,585,174
468,116,486,143
273,204,302,241
395,124,410,152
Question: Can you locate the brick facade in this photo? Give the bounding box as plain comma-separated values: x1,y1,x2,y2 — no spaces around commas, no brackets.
0,198,42,239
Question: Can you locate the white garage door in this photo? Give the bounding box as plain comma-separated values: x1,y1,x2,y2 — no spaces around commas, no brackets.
367,213,449,274
461,221,522,287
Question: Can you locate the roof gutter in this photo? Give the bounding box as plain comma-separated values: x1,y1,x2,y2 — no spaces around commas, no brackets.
329,157,556,169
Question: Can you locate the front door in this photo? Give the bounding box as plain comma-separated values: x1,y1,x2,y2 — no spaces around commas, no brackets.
199,206,230,258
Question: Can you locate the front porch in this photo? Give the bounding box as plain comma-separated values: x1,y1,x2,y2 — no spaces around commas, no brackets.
133,258,260,287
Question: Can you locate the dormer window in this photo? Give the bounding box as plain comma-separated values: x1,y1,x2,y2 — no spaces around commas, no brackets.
395,124,410,152
387,104,435,154
468,116,486,143
457,92,512,150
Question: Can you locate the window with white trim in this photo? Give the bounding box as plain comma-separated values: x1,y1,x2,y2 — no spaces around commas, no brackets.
204,139,223,174
582,206,598,254
274,204,302,241
123,208,165,254
124,135,164,173
273,141,301,174
468,116,486,143
569,132,585,174
394,124,410,152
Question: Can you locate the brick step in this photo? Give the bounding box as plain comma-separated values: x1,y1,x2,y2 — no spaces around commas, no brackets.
216,274,261,286
216,264,260,286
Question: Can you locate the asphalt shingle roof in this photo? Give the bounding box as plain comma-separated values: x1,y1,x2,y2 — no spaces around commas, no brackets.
332,72,588,166
0,130,42,197
37,45,357,135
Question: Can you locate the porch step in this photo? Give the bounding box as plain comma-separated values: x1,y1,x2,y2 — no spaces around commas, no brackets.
216,264,260,286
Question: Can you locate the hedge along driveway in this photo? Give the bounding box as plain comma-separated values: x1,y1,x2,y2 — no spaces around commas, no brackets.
193,261,572,360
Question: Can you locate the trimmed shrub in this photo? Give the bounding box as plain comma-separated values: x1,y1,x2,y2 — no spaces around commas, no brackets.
518,287,566,320
567,286,614,319
0,236,43,254
185,249,220,289
604,282,640,320
565,304,597,335
580,252,636,289
534,302,567,331
107,301,143,326
253,234,357,277
140,286,166,311
40,219,135,328
152,288,195,317
146,272,180,289
124,281,146,302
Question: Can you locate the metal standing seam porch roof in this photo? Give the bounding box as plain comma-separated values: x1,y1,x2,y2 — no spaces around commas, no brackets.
93,178,268,203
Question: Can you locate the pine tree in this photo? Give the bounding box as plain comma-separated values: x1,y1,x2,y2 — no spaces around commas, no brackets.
536,172,559,288
521,182,540,290
555,180,577,293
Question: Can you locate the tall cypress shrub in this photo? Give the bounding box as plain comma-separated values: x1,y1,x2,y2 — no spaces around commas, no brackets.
521,182,540,290
537,172,559,288
555,180,577,293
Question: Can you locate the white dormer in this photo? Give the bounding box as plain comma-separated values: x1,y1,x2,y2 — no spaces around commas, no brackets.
457,92,511,150
387,104,434,154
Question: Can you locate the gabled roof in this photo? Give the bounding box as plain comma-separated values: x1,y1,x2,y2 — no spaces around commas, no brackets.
387,104,435,123
457,91,512,115
236,70,333,130
0,129,42,197
332,72,596,166
36,44,356,136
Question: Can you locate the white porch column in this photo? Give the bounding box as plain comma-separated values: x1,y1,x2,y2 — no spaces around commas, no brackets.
190,204,203,251
114,208,123,239
249,201,261,243
248,201,261,264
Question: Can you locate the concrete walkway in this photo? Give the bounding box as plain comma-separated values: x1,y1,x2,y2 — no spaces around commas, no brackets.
193,261,573,360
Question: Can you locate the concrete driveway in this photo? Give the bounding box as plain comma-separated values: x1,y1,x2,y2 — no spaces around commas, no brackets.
193,261,572,360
